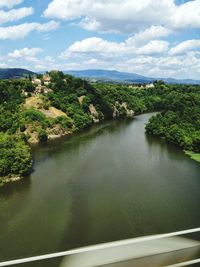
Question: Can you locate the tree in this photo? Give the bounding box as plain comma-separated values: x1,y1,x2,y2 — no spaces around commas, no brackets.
0,133,32,177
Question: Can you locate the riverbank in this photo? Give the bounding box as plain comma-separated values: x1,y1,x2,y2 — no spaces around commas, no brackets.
2,75,199,188
185,151,200,163
0,175,23,187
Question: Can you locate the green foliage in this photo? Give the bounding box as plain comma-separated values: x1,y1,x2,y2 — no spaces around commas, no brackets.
146,85,200,152
52,116,73,129
185,151,200,163
21,80,35,92
38,129,48,142
0,133,32,177
73,112,92,130
0,80,23,109
22,108,49,127
82,96,91,111
1,72,200,179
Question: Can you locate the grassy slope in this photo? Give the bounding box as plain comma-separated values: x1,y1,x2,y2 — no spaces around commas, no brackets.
185,151,200,163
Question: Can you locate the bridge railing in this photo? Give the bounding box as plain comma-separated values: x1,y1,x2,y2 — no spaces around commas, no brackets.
0,227,200,267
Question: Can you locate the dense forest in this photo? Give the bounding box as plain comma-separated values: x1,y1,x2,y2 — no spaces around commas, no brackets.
145,83,200,154
0,71,199,185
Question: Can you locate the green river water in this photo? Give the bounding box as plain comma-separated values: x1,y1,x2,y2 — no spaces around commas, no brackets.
0,113,200,266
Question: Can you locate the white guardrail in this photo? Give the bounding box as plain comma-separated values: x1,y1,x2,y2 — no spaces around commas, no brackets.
0,227,200,267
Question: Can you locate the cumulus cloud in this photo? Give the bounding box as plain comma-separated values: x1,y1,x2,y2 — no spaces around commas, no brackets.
1,0,199,80
0,7,34,24
7,47,43,63
44,0,173,33
170,39,200,55
44,0,200,33
58,34,200,80
0,21,59,39
170,0,200,29
126,26,172,46
66,37,126,56
137,40,169,54
0,0,23,8
59,50,200,79
61,36,169,60
8,47,43,58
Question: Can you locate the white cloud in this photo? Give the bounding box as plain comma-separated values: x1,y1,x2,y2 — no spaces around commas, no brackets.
0,7,33,24
170,39,200,55
170,0,200,29
1,0,199,81
58,35,200,80
7,47,43,63
44,0,174,33
62,52,200,79
36,20,59,32
126,26,172,46
115,53,200,79
0,0,23,9
8,47,43,58
0,21,59,39
6,49,59,69
34,62,62,71
61,36,169,60
0,62,7,68
66,37,125,55
44,56,55,63
44,0,200,33
137,40,169,54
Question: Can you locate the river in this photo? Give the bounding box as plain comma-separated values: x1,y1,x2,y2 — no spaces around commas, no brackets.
0,113,200,266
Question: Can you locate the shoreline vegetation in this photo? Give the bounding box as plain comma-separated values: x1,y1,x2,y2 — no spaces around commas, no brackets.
185,151,200,163
0,175,23,187
0,71,200,185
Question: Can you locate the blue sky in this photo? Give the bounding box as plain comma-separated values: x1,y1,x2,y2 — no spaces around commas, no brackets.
0,0,199,79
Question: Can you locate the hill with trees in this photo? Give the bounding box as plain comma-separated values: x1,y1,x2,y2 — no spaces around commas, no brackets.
0,72,199,185
145,82,200,156
0,68,36,79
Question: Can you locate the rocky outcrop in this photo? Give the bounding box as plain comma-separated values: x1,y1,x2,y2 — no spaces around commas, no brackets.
47,125,72,140
78,95,86,105
89,104,100,123
24,124,73,144
113,101,134,118
24,96,67,119
41,107,67,119
0,175,23,186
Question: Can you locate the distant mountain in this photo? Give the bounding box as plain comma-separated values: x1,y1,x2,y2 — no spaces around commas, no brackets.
162,77,200,85
65,69,153,83
0,68,36,79
1,68,199,84
64,69,200,85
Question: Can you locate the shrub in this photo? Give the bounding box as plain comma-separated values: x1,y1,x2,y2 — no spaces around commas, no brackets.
38,129,48,142
0,133,32,177
53,116,73,129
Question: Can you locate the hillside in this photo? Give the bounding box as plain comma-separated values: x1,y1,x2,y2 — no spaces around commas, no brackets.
0,71,200,185
65,69,153,83
0,68,36,79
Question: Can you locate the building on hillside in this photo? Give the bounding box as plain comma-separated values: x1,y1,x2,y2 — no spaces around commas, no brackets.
32,78,42,86
43,74,51,86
